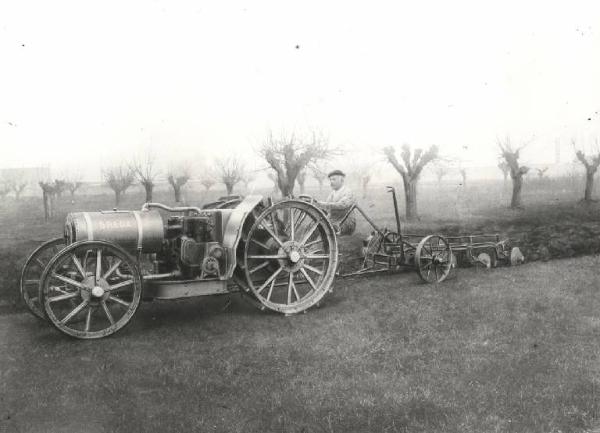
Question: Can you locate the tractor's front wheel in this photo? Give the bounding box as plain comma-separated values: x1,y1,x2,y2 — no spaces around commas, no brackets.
39,240,142,339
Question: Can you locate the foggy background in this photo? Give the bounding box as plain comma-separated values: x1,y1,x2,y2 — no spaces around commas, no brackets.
1,0,599,185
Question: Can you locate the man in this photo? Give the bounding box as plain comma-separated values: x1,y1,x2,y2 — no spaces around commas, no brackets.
317,169,357,235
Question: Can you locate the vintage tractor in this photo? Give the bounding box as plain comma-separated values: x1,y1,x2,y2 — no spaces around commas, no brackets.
20,196,338,339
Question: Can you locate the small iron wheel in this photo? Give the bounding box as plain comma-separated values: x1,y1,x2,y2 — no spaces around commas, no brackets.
415,235,453,283
20,237,66,320
242,200,338,314
39,240,142,339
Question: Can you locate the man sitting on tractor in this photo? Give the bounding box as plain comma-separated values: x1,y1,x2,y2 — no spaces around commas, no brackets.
317,169,357,236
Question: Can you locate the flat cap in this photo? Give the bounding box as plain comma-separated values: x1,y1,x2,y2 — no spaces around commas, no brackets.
327,169,346,178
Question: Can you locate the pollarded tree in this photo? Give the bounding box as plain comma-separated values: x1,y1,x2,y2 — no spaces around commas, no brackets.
201,177,215,192
131,150,160,203
434,163,448,186
459,168,467,188
242,171,257,192
536,167,549,179
0,182,11,199
260,130,334,197
167,165,191,204
53,179,67,198
383,144,438,220
498,137,530,209
5,173,28,201
573,139,600,202
215,157,244,195
103,165,135,207
267,172,279,195
39,181,57,221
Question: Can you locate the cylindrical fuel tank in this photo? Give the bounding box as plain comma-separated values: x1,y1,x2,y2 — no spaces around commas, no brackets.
64,210,164,253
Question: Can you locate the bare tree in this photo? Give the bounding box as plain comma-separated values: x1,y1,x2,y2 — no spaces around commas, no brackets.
296,170,307,194
260,130,334,197
459,168,467,187
66,180,83,201
4,172,28,200
215,157,244,195
167,165,191,204
53,179,68,198
131,150,160,203
498,137,530,209
573,139,600,202
242,171,257,192
0,182,11,199
39,181,57,221
383,144,438,220
103,165,135,206
310,166,328,193
433,163,448,186
536,167,549,179
351,163,374,199
200,177,215,192
498,161,510,186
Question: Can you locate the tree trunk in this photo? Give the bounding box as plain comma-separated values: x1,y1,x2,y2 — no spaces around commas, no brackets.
584,171,595,201
299,183,305,194
43,192,51,221
114,190,121,207
402,176,418,220
510,175,523,208
173,185,182,203
144,183,153,203
225,183,234,195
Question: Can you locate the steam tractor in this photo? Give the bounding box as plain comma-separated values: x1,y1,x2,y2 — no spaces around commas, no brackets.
20,196,338,339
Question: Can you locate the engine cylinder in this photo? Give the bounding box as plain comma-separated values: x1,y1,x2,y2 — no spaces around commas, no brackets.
64,210,164,253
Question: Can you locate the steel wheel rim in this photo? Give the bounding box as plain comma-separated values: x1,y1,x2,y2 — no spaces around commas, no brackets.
416,235,452,283
243,200,338,314
40,241,142,339
20,237,66,320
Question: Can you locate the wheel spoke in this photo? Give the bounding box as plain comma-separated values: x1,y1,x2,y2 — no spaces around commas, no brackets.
434,266,439,282
303,263,323,276
84,306,93,332
25,279,40,286
48,292,80,303
259,220,285,249
35,258,45,268
266,279,276,301
257,267,284,294
249,261,270,274
61,300,88,324
95,249,102,283
300,221,319,246
108,279,134,292
287,273,293,305
299,268,317,293
304,254,329,260
304,239,323,249
250,239,270,250
102,259,122,280
291,278,301,302
101,301,115,325
51,273,86,290
107,295,130,307
289,208,295,242
72,255,87,278
247,254,287,260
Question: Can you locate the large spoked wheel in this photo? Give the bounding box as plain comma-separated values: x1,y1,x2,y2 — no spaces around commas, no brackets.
20,237,67,320
242,200,338,314
39,240,142,339
415,235,453,283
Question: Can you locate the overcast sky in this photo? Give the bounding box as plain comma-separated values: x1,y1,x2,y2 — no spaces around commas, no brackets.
1,0,599,179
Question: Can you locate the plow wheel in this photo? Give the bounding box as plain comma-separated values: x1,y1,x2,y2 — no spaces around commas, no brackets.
39,240,142,339
415,235,453,283
20,237,66,320
241,200,338,315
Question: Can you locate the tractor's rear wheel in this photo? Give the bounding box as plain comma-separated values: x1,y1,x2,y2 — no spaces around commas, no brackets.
239,200,338,314
20,237,66,320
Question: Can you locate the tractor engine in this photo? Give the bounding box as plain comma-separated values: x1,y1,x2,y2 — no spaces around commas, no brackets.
64,209,227,280
160,212,227,279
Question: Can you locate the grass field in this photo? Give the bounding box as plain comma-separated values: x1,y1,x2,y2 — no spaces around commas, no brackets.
2,256,600,432
1,178,600,432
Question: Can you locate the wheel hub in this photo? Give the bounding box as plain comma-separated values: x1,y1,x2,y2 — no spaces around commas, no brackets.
80,276,110,303
278,241,306,272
